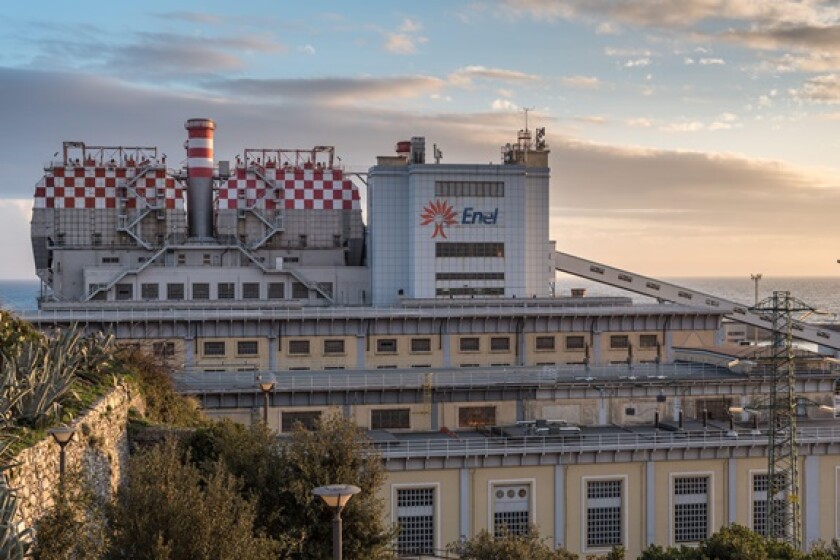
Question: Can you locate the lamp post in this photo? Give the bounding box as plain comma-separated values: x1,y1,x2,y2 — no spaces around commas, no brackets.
258,380,275,425
750,273,762,345
313,484,361,560
48,426,75,491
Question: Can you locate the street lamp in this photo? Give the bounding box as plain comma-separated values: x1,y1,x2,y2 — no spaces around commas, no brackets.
313,484,361,560
257,380,275,425
49,426,75,490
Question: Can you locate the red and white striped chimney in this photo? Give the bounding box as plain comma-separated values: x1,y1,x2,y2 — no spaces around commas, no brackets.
184,118,215,239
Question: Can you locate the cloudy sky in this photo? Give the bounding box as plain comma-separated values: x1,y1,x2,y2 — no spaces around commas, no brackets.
2,0,840,280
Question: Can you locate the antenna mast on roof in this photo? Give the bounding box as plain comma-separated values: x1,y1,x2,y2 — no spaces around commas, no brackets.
522,106,534,133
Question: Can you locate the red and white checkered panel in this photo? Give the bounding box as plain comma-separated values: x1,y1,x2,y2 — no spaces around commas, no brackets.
33,166,184,210
217,167,361,210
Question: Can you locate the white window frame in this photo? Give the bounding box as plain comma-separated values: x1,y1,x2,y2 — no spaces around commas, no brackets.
487,478,536,537
669,471,714,546
391,483,440,557
581,475,628,554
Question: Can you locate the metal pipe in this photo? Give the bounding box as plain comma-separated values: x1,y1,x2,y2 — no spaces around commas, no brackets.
333,508,343,560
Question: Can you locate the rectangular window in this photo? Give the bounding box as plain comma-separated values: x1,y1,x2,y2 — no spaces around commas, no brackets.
436,242,504,258
435,272,505,280
192,283,210,300
281,411,321,432
268,282,285,299
141,283,159,300
752,473,788,539
202,253,211,265
237,341,258,356
242,283,260,299
203,341,225,357
586,479,623,549
115,284,133,301
493,484,531,537
101,256,120,264
490,337,510,352
458,406,496,428
292,282,309,299
323,339,345,355
610,335,630,350
288,340,310,356
536,336,555,351
371,408,411,430
377,339,397,353
459,337,480,352
177,253,186,265
217,282,235,300
566,335,586,350
673,476,709,543
396,488,435,556
166,283,184,300
411,338,432,353
436,287,505,297
435,181,504,197
639,334,658,349
152,341,175,358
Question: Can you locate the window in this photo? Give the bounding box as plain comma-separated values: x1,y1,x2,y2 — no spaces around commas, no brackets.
435,181,504,197
436,242,504,258
218,282,235,299
141,283,159,300
167,283,184,300
281,411,321,432
288,340,310,356
243,283,260,299
490,337,510,352
536,336,555,351
436,272,505,280
102,256,120,264
377,339,397,353
458,406,496,428
396,488,435,556
192,283,210,300
640,334,658,349
411,338,431,353
202,253,211,265
115,284,133,301
177,253,186,265
673,476,709,543
436,287,505,297
586,479,623,549
268,282,285,299
610,335,629,350
459,337,480,352
323,339,345,355
292,282,309,299
203,341,225,356
371,409,410,430
493,484,531,537
152,341,175,358
237,341,258,356
298,234,307,248
752,473,788,539
565,336,586,350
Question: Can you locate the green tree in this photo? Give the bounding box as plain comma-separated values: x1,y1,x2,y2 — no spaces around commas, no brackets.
696,524,803,560
108,438,277,560
448,527,578,560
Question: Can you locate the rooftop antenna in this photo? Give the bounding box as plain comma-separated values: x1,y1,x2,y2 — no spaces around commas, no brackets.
522,106,535,133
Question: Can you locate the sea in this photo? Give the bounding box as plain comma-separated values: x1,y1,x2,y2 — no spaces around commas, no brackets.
1,277,838,321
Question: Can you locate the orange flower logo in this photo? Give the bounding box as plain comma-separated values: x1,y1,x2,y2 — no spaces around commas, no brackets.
420,199,459,238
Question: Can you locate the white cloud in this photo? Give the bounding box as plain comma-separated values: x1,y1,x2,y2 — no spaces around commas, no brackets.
449,65,539,86
399,18,423,33
626,117,653,127
492,98,518,111
497,88,515,97
560,75,602,89
384,33,418,54
624,58,651,68
684,57,695,65
699,57,725,65
792,74,840,104
605,47,651,57
596,21,619,35
297,44,316,55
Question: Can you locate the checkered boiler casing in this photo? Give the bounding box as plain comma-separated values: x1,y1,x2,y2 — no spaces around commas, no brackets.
218,167,361,210
33,166,184,210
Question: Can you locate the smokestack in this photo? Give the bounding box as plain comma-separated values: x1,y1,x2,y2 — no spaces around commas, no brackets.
185,118,215,240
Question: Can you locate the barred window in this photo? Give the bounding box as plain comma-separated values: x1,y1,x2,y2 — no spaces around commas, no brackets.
281,411,321,432
436,272,505,280
152,341,175,358
435,181,504,197
610,335,630,349
115,284,133,301
411,338,431,353
292,282,309,299
377,339,397,353
436,242,504,258
674,476,709,543
536,336,555,350
371,409,410,430
288,340,310,356
566,335,586,350
192,283,210,300
436,287,505,297
237,341,258,356
752,473,788,539
268,282,285,299
396,488,435,556
458,406,495,428
203,341,225,357
586,479,623,548
639,334,658,349
459,337,480,352
242,283,260,299
324,339,345,355
490,337,510,352
166,283,184,300
141,283,159,300
493,484,530,537
218,282,235,299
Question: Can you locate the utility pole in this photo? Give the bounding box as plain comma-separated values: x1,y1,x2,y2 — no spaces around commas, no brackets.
751,273,762,345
